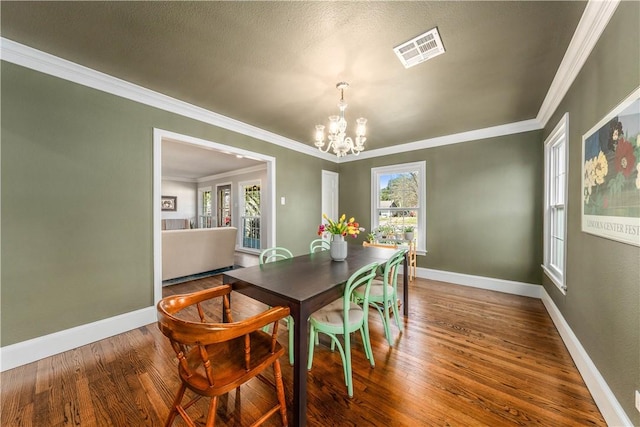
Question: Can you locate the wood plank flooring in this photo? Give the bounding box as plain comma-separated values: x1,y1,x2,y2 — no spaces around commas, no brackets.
1,272,605,426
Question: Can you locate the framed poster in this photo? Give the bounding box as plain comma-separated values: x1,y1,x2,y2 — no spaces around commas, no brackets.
582,88,640,246
161,195,177,211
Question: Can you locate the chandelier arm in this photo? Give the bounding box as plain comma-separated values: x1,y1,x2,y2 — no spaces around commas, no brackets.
317,142,333,154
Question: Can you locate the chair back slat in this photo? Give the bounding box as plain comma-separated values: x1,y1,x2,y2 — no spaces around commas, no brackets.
343,262,379,327
259,247,293,265
309,238,331,253
382,249,408,299
244,334,251,371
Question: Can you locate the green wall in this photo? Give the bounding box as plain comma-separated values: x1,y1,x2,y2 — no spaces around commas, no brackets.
542,2,640,424
1,61,335,346
2,64,154,345
339,131,544,285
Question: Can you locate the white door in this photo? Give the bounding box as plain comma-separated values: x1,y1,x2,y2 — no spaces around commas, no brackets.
321,170,339,224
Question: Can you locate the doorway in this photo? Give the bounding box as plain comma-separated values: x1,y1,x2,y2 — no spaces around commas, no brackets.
153,128,276,305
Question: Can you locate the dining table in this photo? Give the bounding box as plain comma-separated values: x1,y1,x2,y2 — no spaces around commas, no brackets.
222,244,409,427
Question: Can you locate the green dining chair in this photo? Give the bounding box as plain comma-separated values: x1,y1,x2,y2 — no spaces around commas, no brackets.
307,262,379,397
259,247,293,265
353,248,407,346
259,246,295,365
309,238,330,253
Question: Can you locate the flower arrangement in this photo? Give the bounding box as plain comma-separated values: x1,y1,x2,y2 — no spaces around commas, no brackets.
318,213,361,237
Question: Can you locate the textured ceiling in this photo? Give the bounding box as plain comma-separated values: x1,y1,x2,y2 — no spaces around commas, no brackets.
1,1,587,176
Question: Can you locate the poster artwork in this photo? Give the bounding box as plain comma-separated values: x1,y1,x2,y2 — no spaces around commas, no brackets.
582,88,640,246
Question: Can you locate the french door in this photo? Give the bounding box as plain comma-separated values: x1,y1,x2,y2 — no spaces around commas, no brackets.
239,181,261,250
216,184,231,227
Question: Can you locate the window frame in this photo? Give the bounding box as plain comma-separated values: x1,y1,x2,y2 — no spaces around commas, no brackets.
543,113,569,293
371,161,426,254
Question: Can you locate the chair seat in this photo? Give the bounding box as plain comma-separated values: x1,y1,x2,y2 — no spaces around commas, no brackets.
354,280,394,301
181,330,285,397
309,299,364,333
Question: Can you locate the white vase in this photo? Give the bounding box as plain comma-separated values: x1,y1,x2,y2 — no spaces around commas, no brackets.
330,234,348,261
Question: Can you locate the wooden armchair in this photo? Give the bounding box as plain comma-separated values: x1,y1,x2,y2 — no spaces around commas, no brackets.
157,285,290,427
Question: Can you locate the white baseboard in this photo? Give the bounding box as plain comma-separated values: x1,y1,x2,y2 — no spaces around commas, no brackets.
0,306,156,372
418,267,543,298
540,289,633,427
410,266,632,427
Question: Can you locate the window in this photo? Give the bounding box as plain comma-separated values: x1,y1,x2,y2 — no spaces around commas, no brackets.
198,187,213,228
543,114,568,293
371,161,426,253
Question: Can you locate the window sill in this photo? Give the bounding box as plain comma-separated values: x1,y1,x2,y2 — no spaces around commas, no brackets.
541,265,566,295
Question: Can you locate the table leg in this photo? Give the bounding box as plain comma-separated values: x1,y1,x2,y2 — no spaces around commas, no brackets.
403,253,409,316
291,303,308,427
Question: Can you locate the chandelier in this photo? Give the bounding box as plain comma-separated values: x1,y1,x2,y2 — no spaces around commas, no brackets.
314,82,367,158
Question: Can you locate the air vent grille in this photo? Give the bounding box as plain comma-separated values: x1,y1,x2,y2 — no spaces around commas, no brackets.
394,27,445,68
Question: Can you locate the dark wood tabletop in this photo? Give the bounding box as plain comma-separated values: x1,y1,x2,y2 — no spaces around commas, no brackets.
222,244,408,427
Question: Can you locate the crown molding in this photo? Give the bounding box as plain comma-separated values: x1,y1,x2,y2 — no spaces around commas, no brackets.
536,0,620,128
0,37,335,163
339,119,542,163
0,1,615,162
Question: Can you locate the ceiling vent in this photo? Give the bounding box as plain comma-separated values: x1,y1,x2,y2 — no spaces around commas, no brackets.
394,27,445,69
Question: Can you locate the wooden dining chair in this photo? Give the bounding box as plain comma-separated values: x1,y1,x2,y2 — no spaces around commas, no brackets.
353,249,407,346
157,285,290,427
259,247,295,365
407,240,417,281
309,238,330,253
307,262,379,397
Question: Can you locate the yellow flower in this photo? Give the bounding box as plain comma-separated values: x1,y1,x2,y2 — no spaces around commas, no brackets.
319,213,360,237
594,151,608,185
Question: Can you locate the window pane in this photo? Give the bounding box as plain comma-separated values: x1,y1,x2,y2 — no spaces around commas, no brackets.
201,190,213,228
203,191,211,216
552,237,564,271
378,172,419,208
555,207,564,238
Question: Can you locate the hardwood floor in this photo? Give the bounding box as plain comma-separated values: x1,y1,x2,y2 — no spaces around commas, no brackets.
1,272,605,426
